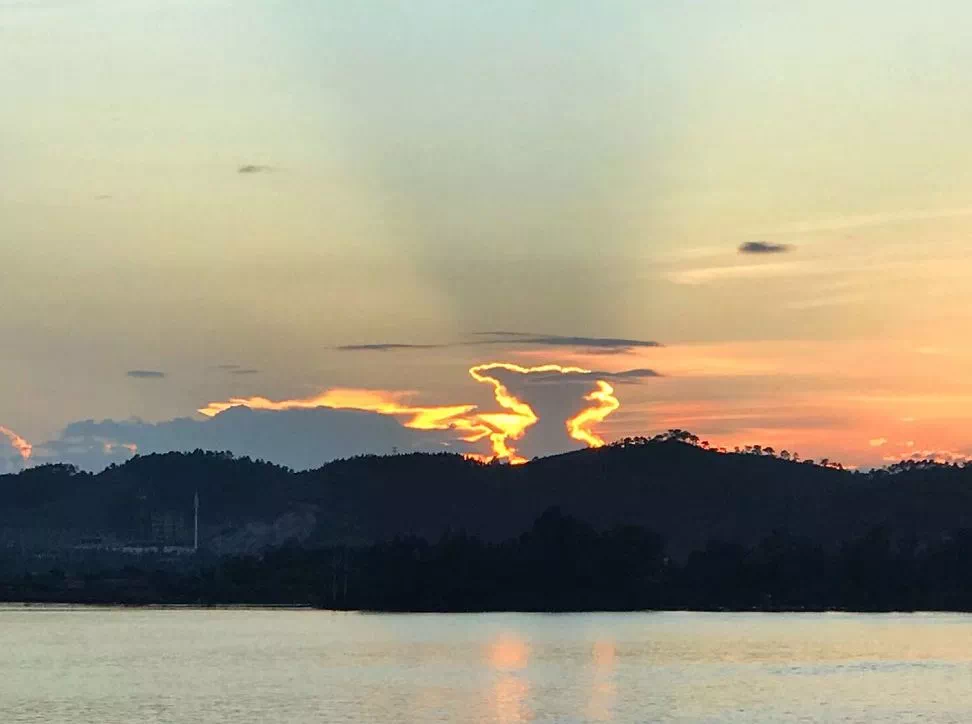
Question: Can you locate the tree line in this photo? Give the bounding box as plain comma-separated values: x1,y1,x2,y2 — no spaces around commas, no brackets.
7,507,972,611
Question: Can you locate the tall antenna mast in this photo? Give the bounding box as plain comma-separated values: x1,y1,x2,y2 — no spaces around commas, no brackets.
193,490,199,552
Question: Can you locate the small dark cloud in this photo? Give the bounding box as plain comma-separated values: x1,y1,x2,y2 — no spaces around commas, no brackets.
739,241,792,255
215,364,240,370
127,370,165,379
238,164,272,174
338,343,444,352
230,369,260,375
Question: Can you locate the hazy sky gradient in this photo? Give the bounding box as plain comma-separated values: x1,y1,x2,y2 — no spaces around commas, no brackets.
5,1,972,469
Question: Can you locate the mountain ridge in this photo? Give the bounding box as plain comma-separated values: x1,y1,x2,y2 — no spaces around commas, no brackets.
2,435,970,559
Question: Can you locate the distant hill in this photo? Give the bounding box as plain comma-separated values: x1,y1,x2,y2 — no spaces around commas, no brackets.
2,434,972,558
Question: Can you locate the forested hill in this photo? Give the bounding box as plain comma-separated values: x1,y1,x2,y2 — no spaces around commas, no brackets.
3,435,972,558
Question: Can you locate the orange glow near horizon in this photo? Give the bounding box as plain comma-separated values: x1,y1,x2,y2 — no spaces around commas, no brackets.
0,426,33,463
197,362,623,463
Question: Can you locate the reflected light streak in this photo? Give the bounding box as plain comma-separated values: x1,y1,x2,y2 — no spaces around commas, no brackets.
487,633,531,723
588,640,618,722
488,634,530,670
592,640,616,668
492,677,530,724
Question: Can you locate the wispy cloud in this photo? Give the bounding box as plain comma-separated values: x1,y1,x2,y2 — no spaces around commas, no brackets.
668,262,806,286
785,293,867,310
739,241,792,255
524,368,661,385
213,364,259,374
127,370,165,379
775,206,972,234
605,368,662,380
337,333,663,354
475,332,662,352
337,343,445,352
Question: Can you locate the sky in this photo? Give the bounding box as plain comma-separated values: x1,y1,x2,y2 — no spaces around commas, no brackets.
5,0,972,471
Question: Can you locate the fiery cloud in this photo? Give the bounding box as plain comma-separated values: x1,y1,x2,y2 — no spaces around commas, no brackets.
198,362,623,464
566,380,620,447
0,426,33,463
467,362,595,463
199,389,477,428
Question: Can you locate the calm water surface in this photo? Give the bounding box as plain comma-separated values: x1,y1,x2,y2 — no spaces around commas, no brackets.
3,608,972,722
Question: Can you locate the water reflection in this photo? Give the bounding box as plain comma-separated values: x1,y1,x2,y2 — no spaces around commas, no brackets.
488,634,529,670
592,639,616,667
7,610,972,723
587,639,618,721
487,633,530,722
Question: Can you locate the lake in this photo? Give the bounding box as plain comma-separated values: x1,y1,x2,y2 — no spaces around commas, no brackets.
3,608,972,722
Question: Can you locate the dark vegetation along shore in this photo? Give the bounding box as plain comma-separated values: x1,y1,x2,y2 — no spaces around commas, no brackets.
4,432,972,611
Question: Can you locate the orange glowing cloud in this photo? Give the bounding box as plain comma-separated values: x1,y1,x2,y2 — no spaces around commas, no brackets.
198,388,477,426
468,362,596,463
198,362,623,464
0,426,33,463
567,380,620,448
103,442,138,455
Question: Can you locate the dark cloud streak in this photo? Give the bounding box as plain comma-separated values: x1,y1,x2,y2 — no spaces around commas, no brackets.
338,332,663,354
739,241,792,254
337,343,445,352
476,332,663,351
524,368,661,385
127,370,165,379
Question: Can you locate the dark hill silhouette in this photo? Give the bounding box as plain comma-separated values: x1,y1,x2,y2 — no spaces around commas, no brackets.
8,435,972,609
2,433,972,559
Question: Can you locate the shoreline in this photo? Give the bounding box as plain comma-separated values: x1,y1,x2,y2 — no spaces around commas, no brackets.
4,602,972,615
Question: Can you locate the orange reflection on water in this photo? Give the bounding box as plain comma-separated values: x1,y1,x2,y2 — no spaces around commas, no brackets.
492,676,530,724
488,634,530,670
587,639,618,721
592,639,616,668
487,633,531,723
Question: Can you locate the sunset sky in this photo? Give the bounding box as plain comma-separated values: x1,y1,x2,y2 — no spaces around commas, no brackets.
5,1,972,471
